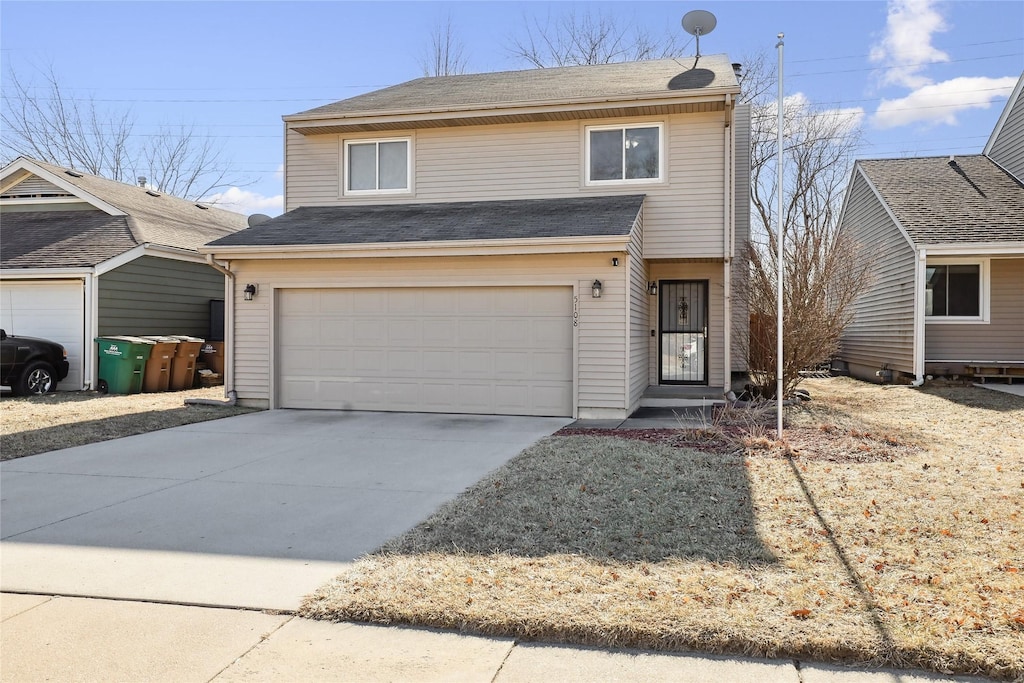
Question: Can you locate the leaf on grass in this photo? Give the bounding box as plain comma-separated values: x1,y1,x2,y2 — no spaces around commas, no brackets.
465,576,474,585
791,609,812,618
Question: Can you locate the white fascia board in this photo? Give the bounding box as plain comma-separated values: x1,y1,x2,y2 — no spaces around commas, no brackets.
0,268,92,279
284,92,736,129
0,197,87,206
203,235,631,260
92,244,205,276
919,243,1024,256
0,158,126,217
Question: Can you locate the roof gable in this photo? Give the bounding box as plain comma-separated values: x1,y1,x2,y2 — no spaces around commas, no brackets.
0,157,247,253
855,155,1024,246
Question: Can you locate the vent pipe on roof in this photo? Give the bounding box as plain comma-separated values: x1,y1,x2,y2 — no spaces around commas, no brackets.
137,176,147,187
948,155,956,167
732,63,742,77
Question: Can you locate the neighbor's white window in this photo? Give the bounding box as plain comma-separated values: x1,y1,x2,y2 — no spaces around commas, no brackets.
925,258,989,323
585,123,663,184
344,138,411,194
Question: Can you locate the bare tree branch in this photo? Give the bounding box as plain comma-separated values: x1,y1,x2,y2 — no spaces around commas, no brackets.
422,15,468,77
508,9,685,67
1,64,239,200
736,52,874,397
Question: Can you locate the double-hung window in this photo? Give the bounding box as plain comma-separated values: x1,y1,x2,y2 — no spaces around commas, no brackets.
585,123,663,184
925,259,988,322
344,138,410,194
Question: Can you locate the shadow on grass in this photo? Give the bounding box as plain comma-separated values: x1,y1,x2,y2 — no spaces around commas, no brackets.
917,384,1024,412
381,434,777,566
0,406,253,459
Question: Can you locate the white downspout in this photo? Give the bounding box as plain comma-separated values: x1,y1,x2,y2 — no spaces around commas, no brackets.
912,249,927,386
83,273,97,390
202,254,237,402
722,94,734,394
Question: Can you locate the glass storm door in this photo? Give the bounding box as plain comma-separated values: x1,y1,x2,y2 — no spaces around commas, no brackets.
659,280,708,384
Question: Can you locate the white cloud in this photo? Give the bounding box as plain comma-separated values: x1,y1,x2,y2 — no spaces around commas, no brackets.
869,0,949,89
872,76,1018,129
203,187,284,216
274,163,284,181
759,92,865,136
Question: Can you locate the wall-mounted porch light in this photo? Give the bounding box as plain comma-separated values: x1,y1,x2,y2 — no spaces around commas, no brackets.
592,279,603,298
648,281,658,295
243,283,258,301
611,257,619,267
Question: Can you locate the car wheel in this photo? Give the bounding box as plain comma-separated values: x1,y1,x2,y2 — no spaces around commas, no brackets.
17,361,56,396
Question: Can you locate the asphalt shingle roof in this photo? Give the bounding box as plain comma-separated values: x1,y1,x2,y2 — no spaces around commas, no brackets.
22,159,247,251
207,195,644,248
857,155,1024,244
289,56,739,119
0,210,136,269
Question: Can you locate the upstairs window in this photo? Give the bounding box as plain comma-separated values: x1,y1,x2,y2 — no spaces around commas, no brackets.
925,260,987,321
344,138,410,194
586,124,662,184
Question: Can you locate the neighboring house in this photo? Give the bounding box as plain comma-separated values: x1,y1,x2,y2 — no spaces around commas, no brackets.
205,57,750,418
836,73,1024,384
0,157,248,390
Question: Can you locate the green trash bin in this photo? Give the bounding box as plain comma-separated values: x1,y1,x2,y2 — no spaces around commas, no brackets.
95,336,153,394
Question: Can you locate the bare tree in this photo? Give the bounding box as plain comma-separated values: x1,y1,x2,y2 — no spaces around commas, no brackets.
1,64,235,200
422,15,468,77
509,9,685,67
738,52,874,398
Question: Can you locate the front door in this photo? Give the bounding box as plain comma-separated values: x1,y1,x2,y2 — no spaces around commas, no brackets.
659,280,708,384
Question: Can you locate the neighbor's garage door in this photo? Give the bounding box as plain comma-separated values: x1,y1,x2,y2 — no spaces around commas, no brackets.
277,287,573,416
0,280,84,390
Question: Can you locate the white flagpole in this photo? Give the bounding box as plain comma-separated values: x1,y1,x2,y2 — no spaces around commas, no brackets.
776,32,785,440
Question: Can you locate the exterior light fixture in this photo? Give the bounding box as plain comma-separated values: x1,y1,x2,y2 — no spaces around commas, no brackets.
592,279,603,298
648,281,658,295
243,283,257,301
611,257,619,267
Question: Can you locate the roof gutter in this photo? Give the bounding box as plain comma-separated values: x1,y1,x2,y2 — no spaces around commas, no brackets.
202,234,632,260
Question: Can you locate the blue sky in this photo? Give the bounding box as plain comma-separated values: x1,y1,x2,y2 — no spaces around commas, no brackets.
2,1,1021,216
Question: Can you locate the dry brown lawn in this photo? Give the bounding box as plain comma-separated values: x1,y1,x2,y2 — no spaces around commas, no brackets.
301,378,1024,680
1,387,258,459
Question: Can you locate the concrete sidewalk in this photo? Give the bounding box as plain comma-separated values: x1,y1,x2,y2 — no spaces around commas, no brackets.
0,594,986,683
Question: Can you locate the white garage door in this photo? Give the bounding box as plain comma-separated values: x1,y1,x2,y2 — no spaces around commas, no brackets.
278,287,573,416
1,280,85,390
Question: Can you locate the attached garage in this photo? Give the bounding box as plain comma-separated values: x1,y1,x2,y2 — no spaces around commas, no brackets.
0,279,85,390
277,286,573,416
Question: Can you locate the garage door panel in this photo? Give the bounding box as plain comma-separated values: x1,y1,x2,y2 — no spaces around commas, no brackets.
279,287,572,416
1,281,84,391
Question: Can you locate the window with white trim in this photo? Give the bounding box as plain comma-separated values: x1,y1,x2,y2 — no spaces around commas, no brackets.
343,138,411,194
925,259,989,322
585,124,663,184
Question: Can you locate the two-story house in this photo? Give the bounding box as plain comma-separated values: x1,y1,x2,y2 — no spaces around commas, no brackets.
205,57,750,418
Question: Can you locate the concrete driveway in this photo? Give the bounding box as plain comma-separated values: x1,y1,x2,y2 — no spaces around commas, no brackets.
0,410,569,611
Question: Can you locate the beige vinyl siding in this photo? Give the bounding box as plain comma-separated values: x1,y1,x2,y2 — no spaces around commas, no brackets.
838,172,917,377
925,258,1024,362
97,256,223,337
646,261,725,388
627,211,649,409
988,93,1024,180
731,104,751,373
285,112,728,258
230,252,628,415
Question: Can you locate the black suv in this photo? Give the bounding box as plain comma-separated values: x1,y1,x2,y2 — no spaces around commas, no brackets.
0,329,70,395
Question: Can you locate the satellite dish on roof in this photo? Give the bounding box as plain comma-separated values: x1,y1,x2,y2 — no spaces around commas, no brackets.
682,10,717,59
248,213,271,227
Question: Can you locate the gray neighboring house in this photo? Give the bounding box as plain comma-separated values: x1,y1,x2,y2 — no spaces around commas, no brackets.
0,157,247,390
836,73,1024,384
